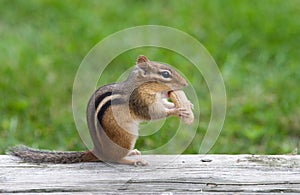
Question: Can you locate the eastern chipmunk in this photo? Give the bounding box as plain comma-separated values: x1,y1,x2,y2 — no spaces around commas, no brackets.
9,55,191,166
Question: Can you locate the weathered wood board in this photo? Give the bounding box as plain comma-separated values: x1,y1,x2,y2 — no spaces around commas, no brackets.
1,155,300,193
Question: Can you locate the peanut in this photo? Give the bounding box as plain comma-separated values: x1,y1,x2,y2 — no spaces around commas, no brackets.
169,90,194,124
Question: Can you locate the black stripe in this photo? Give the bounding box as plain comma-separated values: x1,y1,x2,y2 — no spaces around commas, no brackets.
97,98,126,125
94,91,112,110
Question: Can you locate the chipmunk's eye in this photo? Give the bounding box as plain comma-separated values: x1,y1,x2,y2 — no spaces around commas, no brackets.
161,71,171,79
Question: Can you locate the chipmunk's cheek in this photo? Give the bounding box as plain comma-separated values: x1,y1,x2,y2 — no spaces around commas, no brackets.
160,91,169,99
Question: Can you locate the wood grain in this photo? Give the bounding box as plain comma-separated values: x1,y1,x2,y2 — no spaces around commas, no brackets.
1,155,299,193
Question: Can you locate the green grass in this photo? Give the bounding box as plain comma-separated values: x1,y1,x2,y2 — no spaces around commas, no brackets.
1,0,299,154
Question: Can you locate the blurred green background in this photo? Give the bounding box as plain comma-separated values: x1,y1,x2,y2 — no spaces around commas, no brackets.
1,0,299,154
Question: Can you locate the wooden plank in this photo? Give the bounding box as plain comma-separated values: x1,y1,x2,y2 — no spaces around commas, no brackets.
0,155,300,193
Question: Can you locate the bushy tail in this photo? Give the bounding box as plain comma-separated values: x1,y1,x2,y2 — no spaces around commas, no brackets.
8,145,100,164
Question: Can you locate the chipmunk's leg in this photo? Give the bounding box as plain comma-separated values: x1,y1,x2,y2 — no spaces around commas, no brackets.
128,149,141,156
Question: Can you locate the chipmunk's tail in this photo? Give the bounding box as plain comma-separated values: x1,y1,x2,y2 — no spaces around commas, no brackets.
7,145,100,164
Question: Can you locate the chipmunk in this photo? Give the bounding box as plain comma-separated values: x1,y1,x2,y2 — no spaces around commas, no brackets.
9,55,191,166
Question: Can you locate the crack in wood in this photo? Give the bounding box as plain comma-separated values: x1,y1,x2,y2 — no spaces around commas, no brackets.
1,155,300,193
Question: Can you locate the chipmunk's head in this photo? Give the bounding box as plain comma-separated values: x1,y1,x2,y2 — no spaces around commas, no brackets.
134,55,188,91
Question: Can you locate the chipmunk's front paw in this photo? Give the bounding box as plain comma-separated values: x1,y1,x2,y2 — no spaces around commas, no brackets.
128,149,141,156
177,107,191,118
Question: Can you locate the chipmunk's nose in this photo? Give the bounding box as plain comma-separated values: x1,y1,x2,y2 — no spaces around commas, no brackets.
182,79,188,87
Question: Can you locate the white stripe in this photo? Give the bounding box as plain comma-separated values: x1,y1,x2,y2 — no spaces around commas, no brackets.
94,94,123,131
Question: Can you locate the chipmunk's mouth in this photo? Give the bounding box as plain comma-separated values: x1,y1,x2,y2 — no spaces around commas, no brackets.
167,91,172,98
160,90,175,100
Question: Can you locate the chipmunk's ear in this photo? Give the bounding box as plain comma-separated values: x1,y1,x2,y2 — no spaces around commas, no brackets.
137,55,150,64
136,55,151,76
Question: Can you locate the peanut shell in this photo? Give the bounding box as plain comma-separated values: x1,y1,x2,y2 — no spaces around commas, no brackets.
169,90,194,124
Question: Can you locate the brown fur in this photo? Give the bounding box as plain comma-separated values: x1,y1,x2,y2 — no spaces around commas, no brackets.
130,82,170,120
101,107,135,150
